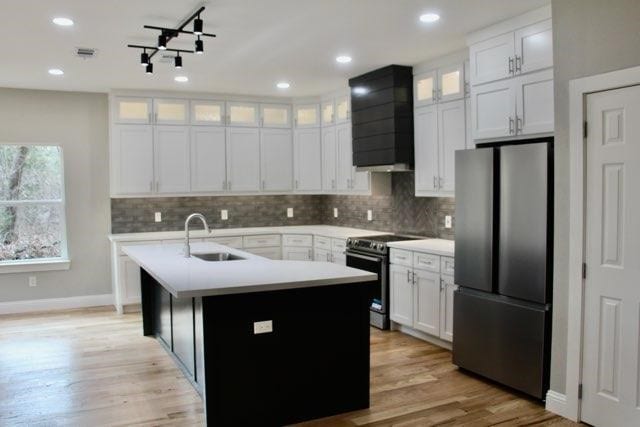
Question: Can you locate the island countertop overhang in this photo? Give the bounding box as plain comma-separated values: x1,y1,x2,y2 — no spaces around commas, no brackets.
123,242,378,298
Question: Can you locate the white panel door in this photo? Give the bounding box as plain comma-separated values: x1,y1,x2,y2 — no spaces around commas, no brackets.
438,99,467,194
514,19,553,75
438,63,465,103
582,85,640,427
414,105,439,193
390,264,413,327
322,126,337,191
471,79,516,140
190,126,227,192
226,127,261,191
154,126,190,193
260,128,293,191
439,275,458,342
111,124,154,195
413,268,440,336
414,70,438,107
516,69,554,135
336,123,353,191
469,33,515,85
293,128,322,191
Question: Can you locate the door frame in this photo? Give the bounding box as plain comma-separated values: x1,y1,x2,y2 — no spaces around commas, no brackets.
558,65,640,422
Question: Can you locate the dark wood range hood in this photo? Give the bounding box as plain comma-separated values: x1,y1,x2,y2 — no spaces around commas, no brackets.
348,65,414,172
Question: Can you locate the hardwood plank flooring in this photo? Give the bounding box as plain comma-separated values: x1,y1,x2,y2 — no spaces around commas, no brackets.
0,307,580,426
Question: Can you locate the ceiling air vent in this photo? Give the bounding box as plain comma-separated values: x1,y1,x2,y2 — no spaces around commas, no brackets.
75,47,97,59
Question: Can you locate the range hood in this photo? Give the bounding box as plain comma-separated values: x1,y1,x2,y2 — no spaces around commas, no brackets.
348,65,414,172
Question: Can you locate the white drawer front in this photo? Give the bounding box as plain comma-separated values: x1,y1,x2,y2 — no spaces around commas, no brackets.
243,234,282,248
207,236,243,248
413,252,440,273
244,246,281,260
282,234,313,247
314,235,331,250
441,256,455,276
118,240,161,256
390,249,413,267
331,238,346,252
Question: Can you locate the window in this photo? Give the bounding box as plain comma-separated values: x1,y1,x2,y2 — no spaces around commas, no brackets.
0,144,68,268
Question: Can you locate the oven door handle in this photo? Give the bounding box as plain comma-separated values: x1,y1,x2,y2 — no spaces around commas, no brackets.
346,252,384,263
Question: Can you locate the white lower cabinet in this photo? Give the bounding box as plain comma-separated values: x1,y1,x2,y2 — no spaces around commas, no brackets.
282,234,313,260
282,247,313,261
390,250,456,343
313,248,331,262
243,246,282,260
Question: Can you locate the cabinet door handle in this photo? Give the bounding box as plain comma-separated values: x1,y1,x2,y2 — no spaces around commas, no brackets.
516,116,523,134
515,55,522,73
295,179,299,189
508,56,514,74
407,269,411,283
438,177,443,189
332,179,336,190
308,249,312,258
508,117,515,134
154,113,158,123
433,175,437,189
440,279,444,291
413,271,417,285
262,180,266,190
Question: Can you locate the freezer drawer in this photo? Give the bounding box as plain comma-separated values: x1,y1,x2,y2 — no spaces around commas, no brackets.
452,289,550,399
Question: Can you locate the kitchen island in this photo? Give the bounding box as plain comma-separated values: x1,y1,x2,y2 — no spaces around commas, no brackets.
123,242,377,427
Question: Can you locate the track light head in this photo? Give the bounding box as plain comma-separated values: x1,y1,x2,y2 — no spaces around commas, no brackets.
195,36,204,55
158,34,167,50
140,51,149,66
145,63,153,74
193,17,203,35
174,54,182,68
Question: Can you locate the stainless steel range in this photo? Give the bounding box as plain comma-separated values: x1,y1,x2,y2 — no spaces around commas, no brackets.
346,234,423,330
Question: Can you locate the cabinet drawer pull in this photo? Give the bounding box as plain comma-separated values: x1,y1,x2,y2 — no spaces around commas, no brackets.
407,269,411,282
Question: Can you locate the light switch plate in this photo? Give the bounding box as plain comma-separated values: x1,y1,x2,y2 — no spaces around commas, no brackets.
28,276,37,287
154,212,162,222
253,320,273,335
445,215,452,229
367,210,373,221
287,207,294,218
333,208,339,218
221,210,228,220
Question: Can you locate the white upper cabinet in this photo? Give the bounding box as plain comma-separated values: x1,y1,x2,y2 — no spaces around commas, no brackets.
111,124,154,194
294,104,320,128
154,99,189,125
321,126,337,191
154,126,190,193
471,79,517,140
190,126,227,192
260,104,292,128
414,105,439,194
113,97,152,124
227,102,259,127
226,127,261,191
469,33,515,85
438,63,465,103
191,100,225,126
336,124,353,192
438,99,467,194
294,128,322,192
260,128,293,191
335,95,350,124
414,70,437,107
321,100,335,126
516,68,554,135
514,19,553,75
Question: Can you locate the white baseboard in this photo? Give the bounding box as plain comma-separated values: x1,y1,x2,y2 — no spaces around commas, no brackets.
546,390,571,419
0,294,114,315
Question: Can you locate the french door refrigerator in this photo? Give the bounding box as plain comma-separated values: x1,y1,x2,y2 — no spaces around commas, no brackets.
453,139,553,400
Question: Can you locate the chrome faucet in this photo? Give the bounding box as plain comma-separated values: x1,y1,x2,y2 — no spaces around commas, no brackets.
184,213,210,257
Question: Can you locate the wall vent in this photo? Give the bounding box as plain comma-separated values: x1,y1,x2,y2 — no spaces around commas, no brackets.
75,47,97,59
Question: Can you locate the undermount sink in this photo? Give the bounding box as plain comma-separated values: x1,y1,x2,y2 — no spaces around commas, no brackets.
192,252,245,262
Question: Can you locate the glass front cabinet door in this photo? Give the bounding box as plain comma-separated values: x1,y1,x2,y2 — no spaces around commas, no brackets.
154,99,189,125
294,104,320,128
113,97,153,124
260,104,292,128
335,95,350,123
414,71,437,107
227,102,259,127
437,63,465,103
190,100,225,126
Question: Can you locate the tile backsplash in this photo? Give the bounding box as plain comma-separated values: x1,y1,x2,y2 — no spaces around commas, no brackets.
111,173,455,239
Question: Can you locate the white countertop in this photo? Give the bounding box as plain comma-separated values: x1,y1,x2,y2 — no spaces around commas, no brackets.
109,225,390,243
122,242,378,298
387,239,455,256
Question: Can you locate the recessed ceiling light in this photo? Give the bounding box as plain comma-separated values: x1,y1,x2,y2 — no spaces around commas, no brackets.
174,76,189,83
276,82,290,89
52,17,74,26
48,68,64,76
419,13,440,23
336,55,352,64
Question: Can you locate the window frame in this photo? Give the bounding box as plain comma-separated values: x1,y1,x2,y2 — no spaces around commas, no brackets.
0,142,70,273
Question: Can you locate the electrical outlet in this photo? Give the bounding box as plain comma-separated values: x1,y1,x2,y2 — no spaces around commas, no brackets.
287,207,294,218
333,208,339,218
28,276,37,287
253,320,273,335
154,212,162,222
367,210,373,221
445,215,452,229
221,210,228,220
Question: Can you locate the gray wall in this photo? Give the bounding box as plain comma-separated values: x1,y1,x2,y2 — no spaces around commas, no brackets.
0,88,110,302
550,0,640,394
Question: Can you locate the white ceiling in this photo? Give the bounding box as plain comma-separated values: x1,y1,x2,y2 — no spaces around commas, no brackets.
1,0,549,97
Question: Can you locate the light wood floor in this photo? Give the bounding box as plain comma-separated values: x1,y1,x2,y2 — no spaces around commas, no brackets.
0,307,579,426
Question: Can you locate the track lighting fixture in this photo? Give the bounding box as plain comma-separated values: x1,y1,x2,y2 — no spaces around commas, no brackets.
127,6,215,73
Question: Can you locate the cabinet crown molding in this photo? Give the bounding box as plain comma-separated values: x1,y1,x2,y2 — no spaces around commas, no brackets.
465,5,552,46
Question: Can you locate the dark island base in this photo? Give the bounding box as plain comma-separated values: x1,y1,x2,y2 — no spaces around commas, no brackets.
140,269,372,427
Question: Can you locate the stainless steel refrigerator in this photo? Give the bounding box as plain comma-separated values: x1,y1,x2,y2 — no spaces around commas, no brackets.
453,140,553,400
